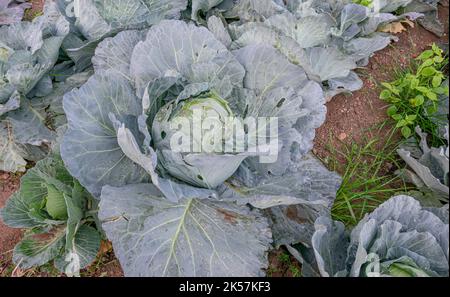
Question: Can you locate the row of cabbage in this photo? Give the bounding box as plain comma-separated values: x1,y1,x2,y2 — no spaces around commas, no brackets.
0,0,448,277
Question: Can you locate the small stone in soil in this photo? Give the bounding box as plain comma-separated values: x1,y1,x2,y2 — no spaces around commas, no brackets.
338,133,348,141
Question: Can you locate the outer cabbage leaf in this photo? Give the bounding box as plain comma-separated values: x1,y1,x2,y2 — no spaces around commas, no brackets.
33,69,93,129
309,217,349,277
129,20,245,98
234,45,327,174
302,47,357,82
219,153,342,247
0,120,46,172
54,225,101,276
219,154,341,210
404,0,444,37
371,0,414,13
0,91,20,117
266,13,332,48
283,0,351,18
397,127,449,204
6,96,56,147
99,183,272,276
325,71,363,101
13,227,66,269
207,15,232,48
92,30,146,79
219,0,286,22
0,122,25,171
331,3,368,39
344,33,398,63
61,73,149,197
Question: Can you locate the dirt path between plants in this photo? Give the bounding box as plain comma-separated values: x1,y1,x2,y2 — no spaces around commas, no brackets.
0,1,448,277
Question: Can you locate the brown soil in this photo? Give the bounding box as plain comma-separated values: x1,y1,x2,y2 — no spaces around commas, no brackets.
88,259,124,278
0,172,22,276
81,245,124,277
0,173,21,251
314,4,449,161
23,0,45,21
267,249,302,277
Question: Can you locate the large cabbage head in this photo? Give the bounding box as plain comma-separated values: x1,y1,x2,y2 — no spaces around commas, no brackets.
61,19,329,197
295,196,449,277
151,90,247,188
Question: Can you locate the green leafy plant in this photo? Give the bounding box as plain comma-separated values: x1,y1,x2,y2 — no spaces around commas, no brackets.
380,44,449,143
0,154,101,277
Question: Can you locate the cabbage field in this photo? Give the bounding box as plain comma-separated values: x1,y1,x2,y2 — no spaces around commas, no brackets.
0,0,448,278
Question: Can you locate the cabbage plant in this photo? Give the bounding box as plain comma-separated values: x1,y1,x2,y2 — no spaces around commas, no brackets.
0,0,31,25
289,195,449,277
0,2,94,173
60,19,342,276
401,0,445,36
207,0,424,101
54,0,233,71
0,2,71,172
54,0,189,71
0,154,101,276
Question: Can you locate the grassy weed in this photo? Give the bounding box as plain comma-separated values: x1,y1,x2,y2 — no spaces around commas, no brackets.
320,124,410,226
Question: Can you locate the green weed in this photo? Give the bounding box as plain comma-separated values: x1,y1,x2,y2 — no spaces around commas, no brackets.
380,44,449,146
321,124,410,226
